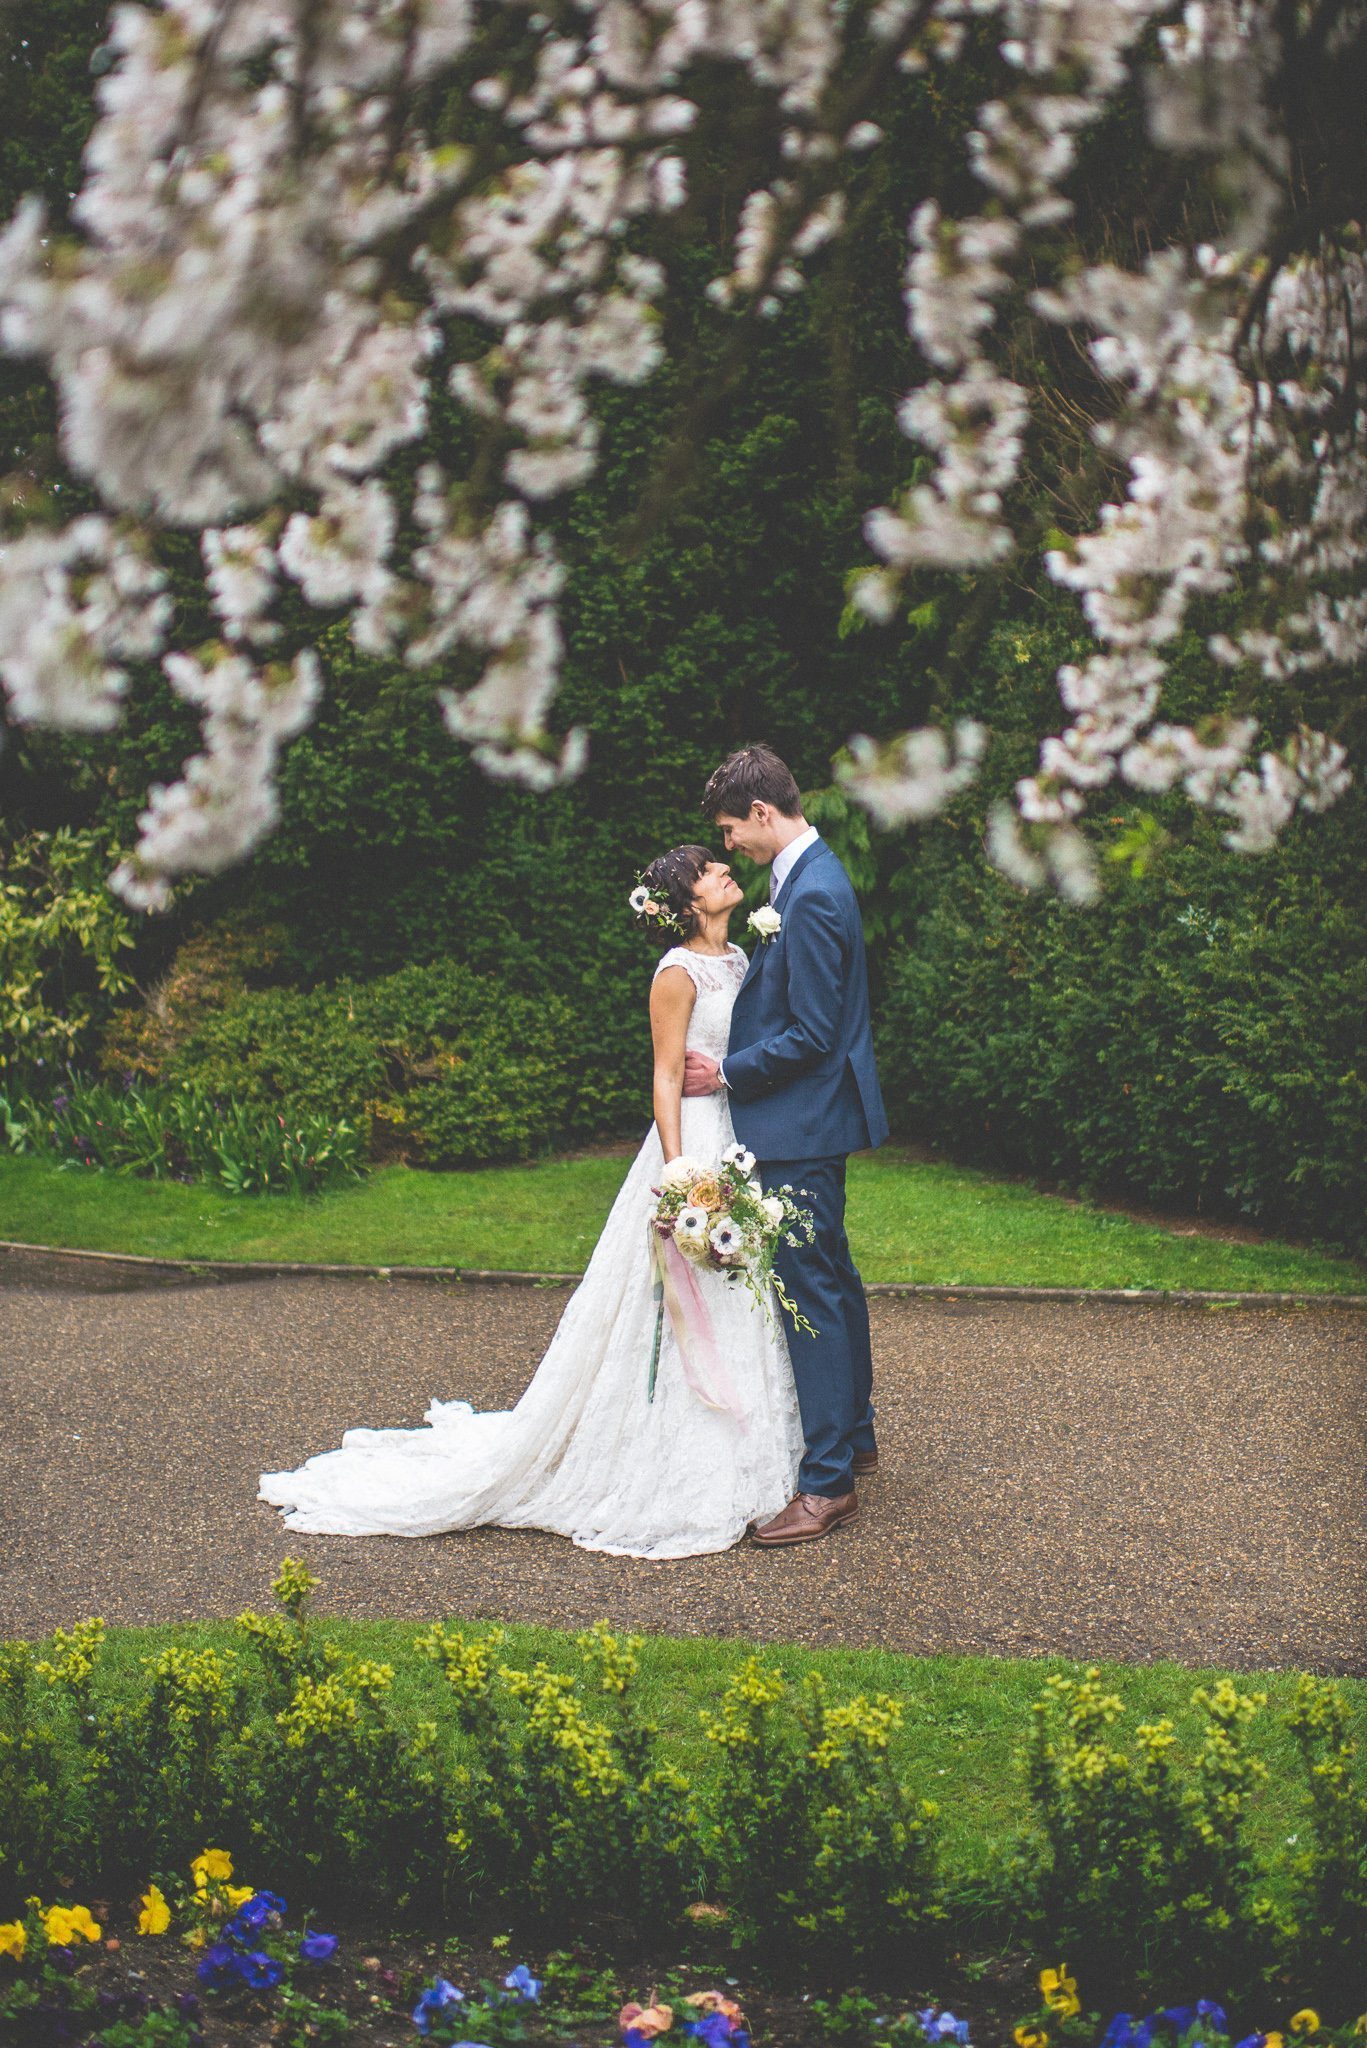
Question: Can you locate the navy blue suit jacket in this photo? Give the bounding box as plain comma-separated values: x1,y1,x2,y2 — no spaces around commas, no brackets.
724,838,889,1163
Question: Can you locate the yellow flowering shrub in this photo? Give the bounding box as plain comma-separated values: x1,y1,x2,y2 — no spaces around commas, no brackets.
420,1622,696,1936
1026,1667,1287,1997
700,1664,942,1969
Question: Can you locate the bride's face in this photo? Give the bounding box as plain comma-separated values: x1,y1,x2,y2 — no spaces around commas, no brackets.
691,860,744,921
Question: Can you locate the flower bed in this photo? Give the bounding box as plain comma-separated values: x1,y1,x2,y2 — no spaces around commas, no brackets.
2,1565,1364,2036
2,1887,1360,2048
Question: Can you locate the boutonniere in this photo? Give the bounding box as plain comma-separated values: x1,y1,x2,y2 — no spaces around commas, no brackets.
747,906,782,944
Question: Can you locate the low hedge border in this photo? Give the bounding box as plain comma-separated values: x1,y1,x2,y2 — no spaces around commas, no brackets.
3,1237,1367,1307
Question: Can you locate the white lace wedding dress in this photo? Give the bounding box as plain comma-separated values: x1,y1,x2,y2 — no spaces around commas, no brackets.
258,943,804,1558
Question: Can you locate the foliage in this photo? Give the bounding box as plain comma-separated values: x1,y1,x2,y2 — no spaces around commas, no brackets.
874,703,1367,1255
226,1562,443,1910
35,1622,243,1889
0,1641,69,1902
134,953,592,1166
1283,1677,1367,2005
420,1618,697,1937
2,1572,1367,2013
699,1657,942,1969
0,1074,365,1195
0,829,136,1089
1023,1668,1285,2001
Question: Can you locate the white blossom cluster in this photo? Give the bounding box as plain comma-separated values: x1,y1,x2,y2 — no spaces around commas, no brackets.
0,0,1358,907
0,515,170,730
854,0,1356,885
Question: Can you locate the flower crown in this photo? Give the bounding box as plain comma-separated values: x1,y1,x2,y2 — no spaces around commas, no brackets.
628,875,684,934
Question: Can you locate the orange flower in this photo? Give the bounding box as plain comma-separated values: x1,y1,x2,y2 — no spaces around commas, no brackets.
686,1993,745,2024
620,2003,674,2037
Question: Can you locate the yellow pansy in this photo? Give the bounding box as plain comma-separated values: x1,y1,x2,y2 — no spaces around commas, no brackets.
1289,2017,1320,2038
1264,2035,1285,2048
1040,1967,1080,2019
43,1904,101,1945
0,1921,26,1962
137,1886,171,1936
190,1849,233,1889
225,1883,254,1909
1016,2028,1050,2048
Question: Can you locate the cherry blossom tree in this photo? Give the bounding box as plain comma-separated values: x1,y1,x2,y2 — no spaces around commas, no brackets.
0,0,1359,910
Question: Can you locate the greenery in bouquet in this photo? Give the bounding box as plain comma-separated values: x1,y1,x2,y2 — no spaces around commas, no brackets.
648,1144,816,1337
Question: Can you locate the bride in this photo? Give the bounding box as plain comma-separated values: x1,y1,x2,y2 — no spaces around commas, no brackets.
258,843,804,1558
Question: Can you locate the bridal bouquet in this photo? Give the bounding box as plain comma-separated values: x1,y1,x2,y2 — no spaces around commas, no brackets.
648,1144,815,1336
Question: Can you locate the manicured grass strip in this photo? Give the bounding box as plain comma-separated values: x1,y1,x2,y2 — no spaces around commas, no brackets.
28,1612,1364,1904
0,1150,1360,1295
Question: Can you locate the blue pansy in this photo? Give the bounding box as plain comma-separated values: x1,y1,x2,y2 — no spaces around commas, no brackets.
228,1890,287,1934
1102,2018,1156,2048
1161,2011,1200,2038
196,1941,239,1989
299,1930,339,1963
684,2015,745,2048
916,2009,971,2046
1196,2005,1228,2034
412,1977,465,2036
236,1949,285,1990
503,1965,542,2003
1233,2036,1266,2048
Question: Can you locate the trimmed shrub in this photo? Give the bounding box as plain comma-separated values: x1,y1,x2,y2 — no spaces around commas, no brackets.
116,954,588,1167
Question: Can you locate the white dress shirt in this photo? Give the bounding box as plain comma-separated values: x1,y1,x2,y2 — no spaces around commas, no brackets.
717,827,820,1089
769,823,820,903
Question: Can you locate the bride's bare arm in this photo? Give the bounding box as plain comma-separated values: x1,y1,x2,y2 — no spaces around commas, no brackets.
649,964,695,1162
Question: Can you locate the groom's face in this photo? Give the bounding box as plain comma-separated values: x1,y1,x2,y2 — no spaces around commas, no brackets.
714,804,778,866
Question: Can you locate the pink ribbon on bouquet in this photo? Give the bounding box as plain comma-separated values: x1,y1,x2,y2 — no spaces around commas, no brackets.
649,1229,749,1433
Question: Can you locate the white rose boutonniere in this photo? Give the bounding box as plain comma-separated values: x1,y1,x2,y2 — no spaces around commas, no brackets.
748,905,782,943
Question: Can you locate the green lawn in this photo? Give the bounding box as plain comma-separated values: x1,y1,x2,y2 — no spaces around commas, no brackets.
0,1148,1361,1293
38,1609,1364,1900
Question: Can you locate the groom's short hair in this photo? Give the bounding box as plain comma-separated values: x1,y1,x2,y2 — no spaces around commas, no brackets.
701,745,803,820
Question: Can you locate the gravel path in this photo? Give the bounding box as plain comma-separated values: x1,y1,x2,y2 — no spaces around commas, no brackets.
2,1269,1364,1672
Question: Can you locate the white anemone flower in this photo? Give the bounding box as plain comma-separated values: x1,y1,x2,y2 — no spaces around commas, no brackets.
673,1205,710,1259
721,1142,756,1177
709,1215,745,1261
629,884,649,914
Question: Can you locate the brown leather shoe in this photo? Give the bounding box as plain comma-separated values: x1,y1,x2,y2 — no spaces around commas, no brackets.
852,1448,879,1476
751,1491,859,1547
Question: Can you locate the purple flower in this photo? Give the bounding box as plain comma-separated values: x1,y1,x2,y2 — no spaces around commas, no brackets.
299,1930,339,1963
236,1949,285,1990
412,1978,465,2036
503,1965,541,2003
53,1093,71,1114
174,1993,202,2021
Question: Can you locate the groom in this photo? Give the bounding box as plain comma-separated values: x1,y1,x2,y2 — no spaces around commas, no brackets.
683,744,889,1546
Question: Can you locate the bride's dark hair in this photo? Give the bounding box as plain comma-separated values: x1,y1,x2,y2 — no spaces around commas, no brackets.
633,844,711,943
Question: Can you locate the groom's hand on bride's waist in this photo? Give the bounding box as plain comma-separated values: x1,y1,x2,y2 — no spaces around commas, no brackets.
682,1051,726,1096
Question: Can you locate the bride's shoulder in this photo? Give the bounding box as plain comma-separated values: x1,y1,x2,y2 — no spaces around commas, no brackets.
652,945,695,981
